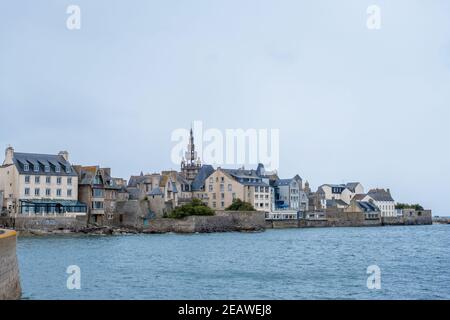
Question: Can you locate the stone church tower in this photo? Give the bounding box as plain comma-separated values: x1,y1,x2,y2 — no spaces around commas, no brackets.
180,128,201,182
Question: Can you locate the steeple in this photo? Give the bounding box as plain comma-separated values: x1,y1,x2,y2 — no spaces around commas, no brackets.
181,124,201,182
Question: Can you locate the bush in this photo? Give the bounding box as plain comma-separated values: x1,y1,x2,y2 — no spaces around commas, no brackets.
395,203,424,211
168,198,214,219
225,198,256,211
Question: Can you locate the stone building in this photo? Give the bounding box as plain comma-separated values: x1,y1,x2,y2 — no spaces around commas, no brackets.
73,165,122,224
0,146,86,216
317,182,364,205
362,188,396,217
180,128,202,182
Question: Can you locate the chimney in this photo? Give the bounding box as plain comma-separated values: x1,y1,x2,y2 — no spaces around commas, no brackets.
3,146,14,165
58,151,69,161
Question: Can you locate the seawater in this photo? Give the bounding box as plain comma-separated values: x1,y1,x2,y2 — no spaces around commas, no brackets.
17,224,450,299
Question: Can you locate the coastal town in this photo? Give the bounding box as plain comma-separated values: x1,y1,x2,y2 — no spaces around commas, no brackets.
0,129,432,234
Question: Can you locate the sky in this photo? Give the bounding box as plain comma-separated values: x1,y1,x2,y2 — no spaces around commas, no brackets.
1,0,450,214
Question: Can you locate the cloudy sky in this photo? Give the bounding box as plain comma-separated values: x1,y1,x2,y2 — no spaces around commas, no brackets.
1,0,449,214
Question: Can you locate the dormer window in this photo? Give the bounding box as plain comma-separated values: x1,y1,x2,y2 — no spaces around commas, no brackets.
55,165,61,173
34,165,39,172
45,165,50,173
24,164,29,172
65,166,71,174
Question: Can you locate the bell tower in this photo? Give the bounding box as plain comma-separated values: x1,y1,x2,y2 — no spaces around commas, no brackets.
181,127,201,182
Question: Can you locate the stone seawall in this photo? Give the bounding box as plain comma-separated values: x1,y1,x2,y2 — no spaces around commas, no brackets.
267,218,380,229
382,211,432,226
0,216,86,235
141,211,266,233
0,229,21,300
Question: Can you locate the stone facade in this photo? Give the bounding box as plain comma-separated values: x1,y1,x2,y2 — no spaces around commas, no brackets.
0,229,21,300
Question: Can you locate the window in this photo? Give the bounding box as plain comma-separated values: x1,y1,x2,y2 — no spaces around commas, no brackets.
56,189,62,196
209,185,213,192
46,176,51,184
232,193,236,200
92,201,104,209
213,193,216,200
221,201,224,207
34,164,39,172
93,189,104,198
212,202,216,208
24,164,29,172
57,177,62,185
34,188,40,196
265,187,269,193
46,189,51,196
221,177,224,182
65,166,71,174
45,165,50,173
67,177,72,185
55,165,61,173
228,184,232,191
25,188,30,196
25,176,30,184
221,193,224,199
67,189,72,197
35,176,40,184
209,177,213,183
220,184,224,192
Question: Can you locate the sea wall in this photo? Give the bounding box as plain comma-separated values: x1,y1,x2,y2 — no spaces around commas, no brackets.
0,216,86,234
141,211,266,233
0,229,21,300
383,210,432,226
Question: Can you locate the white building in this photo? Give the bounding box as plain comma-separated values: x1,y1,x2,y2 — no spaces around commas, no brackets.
362,188,396,217
317,182,364,205
0,146,86,216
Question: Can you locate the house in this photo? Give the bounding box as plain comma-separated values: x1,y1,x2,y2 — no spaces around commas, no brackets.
362,188,395,217
317,182,364,205
73,166,123,223
201,167,271,211
345,199,381,220
0,146,86,216
273,177,306,211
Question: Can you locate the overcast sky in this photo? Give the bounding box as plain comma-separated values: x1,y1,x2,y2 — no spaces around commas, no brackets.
1,1,449,214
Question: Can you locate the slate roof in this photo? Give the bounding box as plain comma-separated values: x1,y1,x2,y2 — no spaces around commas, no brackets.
274,178,295,187
346,182,361,192
326,199,348,207
13,152,76,176
367,189,394,202
191,165,215,191
357,201,380,213
352,194,367,201
222,168,269,187
148,187,163,196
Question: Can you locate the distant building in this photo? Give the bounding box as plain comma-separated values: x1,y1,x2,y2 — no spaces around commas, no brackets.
362,188,395,217
345,199,381,220
180,128,202,182
200,167,271,211
0,146,86,216
317,182,364,205
73,166,123,223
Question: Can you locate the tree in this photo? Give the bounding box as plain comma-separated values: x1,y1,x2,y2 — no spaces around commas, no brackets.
168,198,214,219
225,199,256,211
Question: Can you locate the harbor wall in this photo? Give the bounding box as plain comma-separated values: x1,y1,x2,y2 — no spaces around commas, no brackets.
0,229,21,300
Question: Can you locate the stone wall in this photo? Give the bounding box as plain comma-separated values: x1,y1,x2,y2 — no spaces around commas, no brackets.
382,210,432,226
0,229,21,300
142,211,265,233
0,216,86,234
115,200,150,228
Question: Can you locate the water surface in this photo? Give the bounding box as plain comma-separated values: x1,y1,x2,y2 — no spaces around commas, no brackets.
17,224,450,299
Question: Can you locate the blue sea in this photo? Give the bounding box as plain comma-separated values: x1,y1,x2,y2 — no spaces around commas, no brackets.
17,224,450,299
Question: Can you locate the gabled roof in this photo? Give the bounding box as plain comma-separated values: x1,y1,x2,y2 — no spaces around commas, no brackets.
13,152,76,176
326,199,348,207
148,187,163,196
367,189,394,202
352,194,367,201
346,182,361,192
222,168,269,187
191,165,215,191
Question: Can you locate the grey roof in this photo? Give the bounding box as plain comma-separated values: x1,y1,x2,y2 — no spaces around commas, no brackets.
191,165,215,191
222,168,269,187
148,187,163,196
346,182,361,192
367,189,394,202
357,201,380,213
274,178,296,186
13,152,76,176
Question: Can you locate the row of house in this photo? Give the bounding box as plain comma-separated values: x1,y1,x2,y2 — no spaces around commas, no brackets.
0,129,398,222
